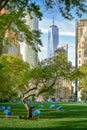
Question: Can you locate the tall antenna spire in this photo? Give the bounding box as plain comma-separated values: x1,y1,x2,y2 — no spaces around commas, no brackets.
53,15,54,25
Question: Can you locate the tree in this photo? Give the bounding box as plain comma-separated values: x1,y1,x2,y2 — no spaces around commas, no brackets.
0,0,9,10
0,53,81,118
43,0,87,20
27,53,76,102
78,64,87,101
1,0,87,20
0,54,30,101
0,0,43,53
0,0,87,51
0,54,56,118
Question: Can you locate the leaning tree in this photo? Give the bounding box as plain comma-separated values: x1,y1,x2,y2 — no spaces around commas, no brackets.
21,53,80,118
0,53,78,118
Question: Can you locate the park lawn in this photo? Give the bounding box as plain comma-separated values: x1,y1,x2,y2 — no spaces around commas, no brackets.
0,102,87,130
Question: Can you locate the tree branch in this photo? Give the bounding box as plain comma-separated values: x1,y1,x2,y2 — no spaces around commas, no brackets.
37,76,57,96
23,86,37,96
0,0,9,11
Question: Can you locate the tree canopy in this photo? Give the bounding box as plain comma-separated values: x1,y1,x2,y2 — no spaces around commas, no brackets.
0,0,43,52
0,0,9,10
0,0,87,51
0,53,79,117
43,0,87,20
0,0,87,19
0,54,30,100
78,64,87,91
77,64,87,101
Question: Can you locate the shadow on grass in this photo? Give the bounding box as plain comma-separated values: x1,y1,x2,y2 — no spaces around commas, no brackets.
0,127,87,130
41,109,87,119
1,120,87,130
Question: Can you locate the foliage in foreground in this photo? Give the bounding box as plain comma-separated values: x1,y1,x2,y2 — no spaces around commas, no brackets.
0,54,30,100
0,0,87,52
0,0,87,20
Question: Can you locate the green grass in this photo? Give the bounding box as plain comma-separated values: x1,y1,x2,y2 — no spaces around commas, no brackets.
0,102,87,130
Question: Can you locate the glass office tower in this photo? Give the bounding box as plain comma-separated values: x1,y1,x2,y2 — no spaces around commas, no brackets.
47,20,59,58
21,13,39,68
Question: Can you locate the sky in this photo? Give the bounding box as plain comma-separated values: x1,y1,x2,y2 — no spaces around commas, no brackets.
37,1,87,66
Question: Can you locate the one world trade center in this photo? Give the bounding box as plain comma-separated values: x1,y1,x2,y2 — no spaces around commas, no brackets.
47,17,59,58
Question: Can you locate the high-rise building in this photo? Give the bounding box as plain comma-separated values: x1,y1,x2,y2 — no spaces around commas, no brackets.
1,9,20,56
75,19,87,101
47,17,59,58
76,19,87,68
20,13,39,68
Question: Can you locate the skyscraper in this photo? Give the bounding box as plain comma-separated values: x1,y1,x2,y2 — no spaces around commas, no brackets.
76,19,87,68
75,19,87,101
47,17,59,58
1,8,20,57
21,13,39,68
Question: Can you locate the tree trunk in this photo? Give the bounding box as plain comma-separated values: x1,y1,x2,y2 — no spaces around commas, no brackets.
28,106,32,118
22,98,32,119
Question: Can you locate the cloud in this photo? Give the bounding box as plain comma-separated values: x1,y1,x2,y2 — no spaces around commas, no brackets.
40,28,75,36
59,32,75,36
40,28,48,33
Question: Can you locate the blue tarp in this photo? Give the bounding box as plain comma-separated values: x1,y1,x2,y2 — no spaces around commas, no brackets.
0,106,6,110
56,106,62,110
4,109,11,115
49,104,55,108
32,109,41,115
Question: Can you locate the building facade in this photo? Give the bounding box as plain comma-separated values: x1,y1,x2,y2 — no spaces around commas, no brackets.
76,19,87,101
76,19,87,67
1,8,20,56
55,78,72,101
54,45,72,101
20,13,39,68
47,19,59,58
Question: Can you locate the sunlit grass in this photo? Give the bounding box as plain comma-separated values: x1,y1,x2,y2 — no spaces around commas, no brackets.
0,102,87,129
